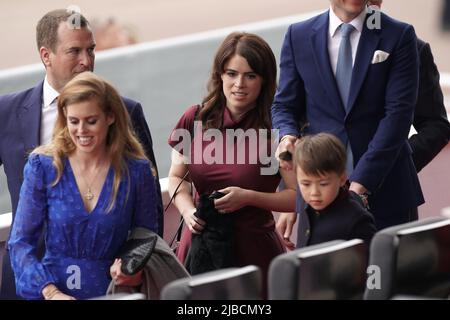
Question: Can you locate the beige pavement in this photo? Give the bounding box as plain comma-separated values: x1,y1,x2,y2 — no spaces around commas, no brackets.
0,0,449,71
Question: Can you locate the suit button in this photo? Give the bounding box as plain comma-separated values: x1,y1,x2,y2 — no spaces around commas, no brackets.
306,229,310,235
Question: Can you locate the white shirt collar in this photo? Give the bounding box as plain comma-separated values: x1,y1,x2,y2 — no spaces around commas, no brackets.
329,5,367,38
43,76,59,109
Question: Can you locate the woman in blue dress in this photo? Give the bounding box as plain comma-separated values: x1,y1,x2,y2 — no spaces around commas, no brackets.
8,72,159,300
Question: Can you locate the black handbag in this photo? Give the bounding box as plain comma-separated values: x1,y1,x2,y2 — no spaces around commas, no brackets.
186,194,234,274
117,234,158,275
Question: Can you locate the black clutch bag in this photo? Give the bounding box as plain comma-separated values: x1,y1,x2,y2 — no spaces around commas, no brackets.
117,235,158,275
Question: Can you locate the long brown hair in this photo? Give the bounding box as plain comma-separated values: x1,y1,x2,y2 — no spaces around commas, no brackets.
34,72,148,211
199,32,277,130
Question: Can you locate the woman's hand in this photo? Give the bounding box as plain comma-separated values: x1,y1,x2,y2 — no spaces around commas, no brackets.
214,187,249,213
42,284,76,300
110,258,143,287
182,208,206,234
49,291,76,300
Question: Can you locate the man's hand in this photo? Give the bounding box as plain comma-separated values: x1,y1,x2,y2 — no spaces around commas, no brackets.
349,181,368,195
276,135,298,170
349,181,370,209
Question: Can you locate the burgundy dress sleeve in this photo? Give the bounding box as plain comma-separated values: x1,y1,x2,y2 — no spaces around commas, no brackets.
168,105,200,151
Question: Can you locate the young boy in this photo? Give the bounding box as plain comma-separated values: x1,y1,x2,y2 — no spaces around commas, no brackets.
294,133,376,248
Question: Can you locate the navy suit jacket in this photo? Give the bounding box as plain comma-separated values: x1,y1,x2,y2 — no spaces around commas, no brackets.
272,10,424,229
0,82,163,298
409,39,450,172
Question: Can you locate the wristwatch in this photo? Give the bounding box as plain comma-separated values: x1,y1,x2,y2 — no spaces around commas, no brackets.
358,192,370,210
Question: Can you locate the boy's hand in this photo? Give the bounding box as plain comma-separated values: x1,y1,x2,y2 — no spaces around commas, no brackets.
276,212,297,250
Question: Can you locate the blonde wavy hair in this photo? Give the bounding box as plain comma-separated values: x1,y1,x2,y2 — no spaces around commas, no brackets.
34,71,148,211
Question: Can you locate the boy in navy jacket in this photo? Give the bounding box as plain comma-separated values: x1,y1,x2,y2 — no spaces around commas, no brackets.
293,133,376,248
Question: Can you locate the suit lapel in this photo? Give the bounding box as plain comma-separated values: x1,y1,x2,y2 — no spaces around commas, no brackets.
17,82,43,154
310,11,345,112
347,18,381,114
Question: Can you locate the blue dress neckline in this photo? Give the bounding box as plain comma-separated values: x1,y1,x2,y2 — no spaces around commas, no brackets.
65,158,113,215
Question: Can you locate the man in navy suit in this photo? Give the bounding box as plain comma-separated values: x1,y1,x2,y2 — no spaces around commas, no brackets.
369,0,449,174
362,1,450,172
0,9,163,299
411,38,450,171
272,0,424,241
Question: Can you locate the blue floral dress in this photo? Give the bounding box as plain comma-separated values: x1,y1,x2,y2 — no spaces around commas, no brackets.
8,153,159,300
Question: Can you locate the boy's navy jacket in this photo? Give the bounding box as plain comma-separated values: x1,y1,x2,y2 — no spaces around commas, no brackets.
297,189,377,248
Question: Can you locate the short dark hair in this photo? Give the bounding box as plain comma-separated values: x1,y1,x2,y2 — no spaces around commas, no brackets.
36,9,89,52
294,133,347,176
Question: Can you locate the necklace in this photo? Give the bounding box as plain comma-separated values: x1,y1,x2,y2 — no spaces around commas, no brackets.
71,159,107,201
85,187,95,201
83,167,105,201
81,167,101,201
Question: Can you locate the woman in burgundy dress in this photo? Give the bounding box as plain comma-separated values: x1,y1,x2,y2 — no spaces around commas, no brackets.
167,32,296,284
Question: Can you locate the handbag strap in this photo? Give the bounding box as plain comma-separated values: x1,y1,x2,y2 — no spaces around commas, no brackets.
167,104,201,247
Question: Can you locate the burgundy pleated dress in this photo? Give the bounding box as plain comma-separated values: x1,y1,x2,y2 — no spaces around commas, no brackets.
168,105,285,282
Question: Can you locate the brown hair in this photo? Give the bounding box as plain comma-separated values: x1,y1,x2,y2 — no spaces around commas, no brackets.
34,72,148,211
294,133,347,176
36,9,90,52
199,32,277,130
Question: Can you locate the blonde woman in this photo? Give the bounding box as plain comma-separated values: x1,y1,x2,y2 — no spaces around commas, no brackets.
8,72,159,300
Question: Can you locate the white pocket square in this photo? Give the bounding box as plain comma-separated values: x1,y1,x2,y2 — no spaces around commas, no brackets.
371,50,390,64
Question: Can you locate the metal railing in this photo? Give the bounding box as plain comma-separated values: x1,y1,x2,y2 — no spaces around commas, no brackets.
0,177,179,244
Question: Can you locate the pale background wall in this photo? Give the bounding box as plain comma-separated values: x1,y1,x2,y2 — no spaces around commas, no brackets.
0,0,449,71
